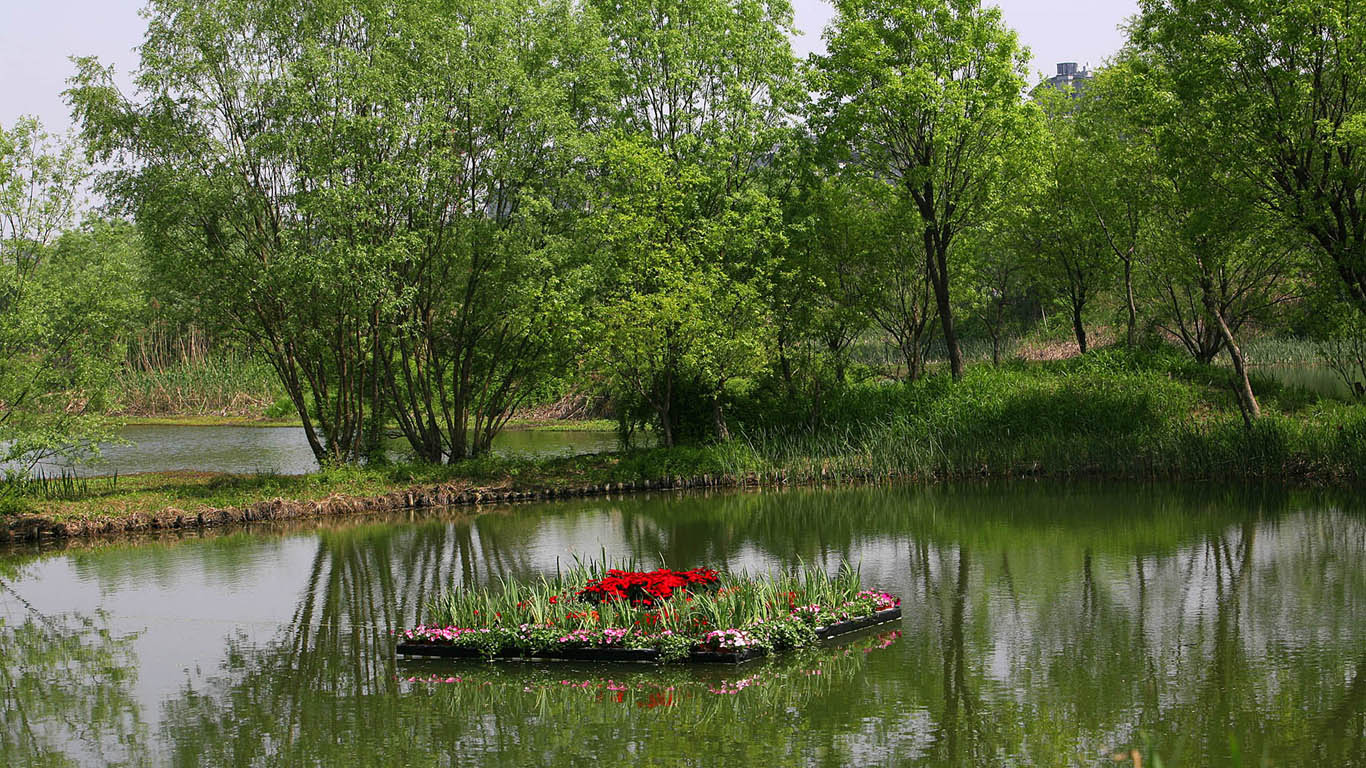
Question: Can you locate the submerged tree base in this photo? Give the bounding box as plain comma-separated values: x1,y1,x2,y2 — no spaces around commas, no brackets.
396,607,903,665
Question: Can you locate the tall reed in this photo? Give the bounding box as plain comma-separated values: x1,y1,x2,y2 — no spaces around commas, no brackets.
0,469,119,503
113,354,284,417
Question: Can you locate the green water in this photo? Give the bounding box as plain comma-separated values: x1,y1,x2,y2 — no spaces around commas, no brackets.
2,483,1363,766
1255,364,1360,400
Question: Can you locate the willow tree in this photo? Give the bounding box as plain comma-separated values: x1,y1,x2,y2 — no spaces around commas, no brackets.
586,0,800,445
813,0,1039,380
71,0,596,464
71,0,400,464
375,0,605,461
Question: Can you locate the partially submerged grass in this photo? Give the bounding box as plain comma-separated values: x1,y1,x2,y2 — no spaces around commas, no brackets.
1238,336,1325,366
1,469,120,501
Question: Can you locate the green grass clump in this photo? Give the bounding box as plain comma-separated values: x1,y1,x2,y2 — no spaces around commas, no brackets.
712,344,1366,483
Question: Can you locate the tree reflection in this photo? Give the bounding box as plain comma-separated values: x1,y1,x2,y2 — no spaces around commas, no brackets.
8,483,1359,766
0,581,148,767
929,546,981,763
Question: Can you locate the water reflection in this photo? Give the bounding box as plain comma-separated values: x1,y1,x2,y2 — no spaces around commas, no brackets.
1,483,1363,766
15,424,622,477
0,595,148,766
1255,364,1358,400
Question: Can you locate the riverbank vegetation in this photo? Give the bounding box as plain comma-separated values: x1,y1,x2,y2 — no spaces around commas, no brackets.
4,0,1366,511
6,344,1364,530
114,355,288,420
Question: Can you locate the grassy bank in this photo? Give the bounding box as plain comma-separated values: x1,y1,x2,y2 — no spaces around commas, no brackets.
6,346,1363,536
714,346,1366,484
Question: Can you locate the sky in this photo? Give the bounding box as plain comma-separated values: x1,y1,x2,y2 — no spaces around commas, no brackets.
1,0,1139,137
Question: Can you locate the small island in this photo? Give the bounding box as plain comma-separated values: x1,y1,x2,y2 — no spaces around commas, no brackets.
396,562,901,664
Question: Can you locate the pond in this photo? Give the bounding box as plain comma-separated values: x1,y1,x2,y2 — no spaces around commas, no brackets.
20,424,622,477
1,482,1362,766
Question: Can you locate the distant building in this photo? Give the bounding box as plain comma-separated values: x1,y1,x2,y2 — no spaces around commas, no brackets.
1044,62,1092,96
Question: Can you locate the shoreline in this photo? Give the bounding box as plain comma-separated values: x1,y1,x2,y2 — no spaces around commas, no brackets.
0,469,758,542
4,454,1361,543
113,415,618,431
10,348,1364,543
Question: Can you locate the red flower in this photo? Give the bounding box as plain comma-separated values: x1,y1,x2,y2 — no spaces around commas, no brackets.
575,567,719,606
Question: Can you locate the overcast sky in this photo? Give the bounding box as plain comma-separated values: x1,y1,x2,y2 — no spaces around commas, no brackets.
1,0,1138,136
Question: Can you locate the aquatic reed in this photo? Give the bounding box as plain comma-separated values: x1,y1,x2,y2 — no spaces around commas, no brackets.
1,469,119,503
113,354,284,418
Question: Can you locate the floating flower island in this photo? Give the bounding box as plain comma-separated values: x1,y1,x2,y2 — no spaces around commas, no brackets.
396,562,901,664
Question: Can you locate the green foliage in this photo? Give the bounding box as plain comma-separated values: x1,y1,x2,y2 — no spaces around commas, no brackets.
584,0,800,447
776,162,923,395
814,0,1043,378
0,489,30,516
1017,88,1115,355
1132,0,1366,319
1,119,134,472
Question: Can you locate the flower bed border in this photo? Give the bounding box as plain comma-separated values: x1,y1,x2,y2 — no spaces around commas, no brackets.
395,606,902,665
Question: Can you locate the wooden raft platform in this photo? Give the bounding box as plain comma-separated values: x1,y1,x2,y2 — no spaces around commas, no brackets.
395,606,902,665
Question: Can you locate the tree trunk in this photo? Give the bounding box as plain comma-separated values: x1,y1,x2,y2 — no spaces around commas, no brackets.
939,289,964,379
1199,264,1259,424
1123,256,1137,347
777,331,794,394
1072,305,1088,355
269,345,329,464
927,254,962,379
1217,316,1259,426
656,404,673,448
712,394,729,442
898,336,922,382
